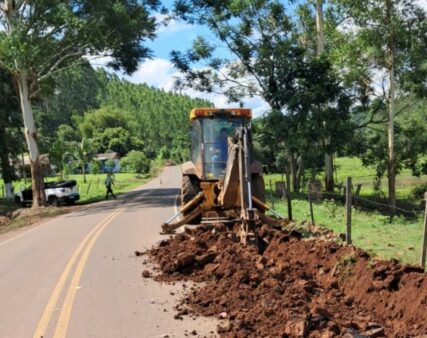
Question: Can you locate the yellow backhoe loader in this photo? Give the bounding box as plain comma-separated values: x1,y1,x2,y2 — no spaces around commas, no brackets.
161,108,283,241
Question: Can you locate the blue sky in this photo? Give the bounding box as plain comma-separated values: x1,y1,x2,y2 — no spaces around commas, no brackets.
110,0,427,118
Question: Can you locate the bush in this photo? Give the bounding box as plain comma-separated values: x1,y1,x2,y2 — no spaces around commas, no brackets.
121,151,150,176
412,183,427,200
90,160,101,175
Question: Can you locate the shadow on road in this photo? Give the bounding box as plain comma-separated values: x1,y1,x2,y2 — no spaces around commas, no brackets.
65,188,180,218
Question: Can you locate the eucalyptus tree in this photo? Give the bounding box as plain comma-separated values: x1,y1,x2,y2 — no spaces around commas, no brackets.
334,0,427,207
0,0,159,206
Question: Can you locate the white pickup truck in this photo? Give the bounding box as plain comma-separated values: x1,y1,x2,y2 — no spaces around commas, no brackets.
14,180,80,207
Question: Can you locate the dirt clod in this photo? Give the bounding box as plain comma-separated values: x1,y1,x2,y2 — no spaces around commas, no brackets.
141,270,150,278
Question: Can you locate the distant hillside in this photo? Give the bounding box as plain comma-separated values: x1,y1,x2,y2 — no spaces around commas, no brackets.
98,75,212,159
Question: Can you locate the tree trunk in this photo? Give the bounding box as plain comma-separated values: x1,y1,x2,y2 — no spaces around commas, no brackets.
289,153,297,192
386,0,396,209
0,126,14,199
325,153,334,191
316,0,325,55
285,160,291,192
16,72,45,207
82,164,87,183
316,0,334,192
295,155,304,192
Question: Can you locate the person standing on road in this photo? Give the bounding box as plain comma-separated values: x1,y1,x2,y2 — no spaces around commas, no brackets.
105,173,116,200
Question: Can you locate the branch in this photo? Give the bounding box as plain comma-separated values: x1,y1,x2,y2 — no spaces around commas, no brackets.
37,49,88,83
210,20,268,96
36,43,79,78
355,110,388,128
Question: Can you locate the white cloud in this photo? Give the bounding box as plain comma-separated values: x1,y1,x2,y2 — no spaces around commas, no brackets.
125,58,176,90
417,0,427,11
86,55,114,68
155,14,193,36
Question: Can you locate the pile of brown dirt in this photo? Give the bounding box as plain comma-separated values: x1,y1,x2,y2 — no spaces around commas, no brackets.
143,223,427,337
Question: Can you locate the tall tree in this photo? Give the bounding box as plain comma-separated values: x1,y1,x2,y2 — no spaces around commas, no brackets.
315,0,334,192
0,0,159,206
335,0,427,207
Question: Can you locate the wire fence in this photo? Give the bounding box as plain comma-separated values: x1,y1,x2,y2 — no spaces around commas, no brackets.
267,177,427,268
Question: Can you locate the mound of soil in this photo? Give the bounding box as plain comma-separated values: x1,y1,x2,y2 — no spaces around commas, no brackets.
144,223,427,337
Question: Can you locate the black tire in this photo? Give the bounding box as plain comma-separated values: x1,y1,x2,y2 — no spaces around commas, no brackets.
49,196,58,207
251,174,266,203
180,175,201,224
66,200,75,206
181,175,200,206
15,196,21,206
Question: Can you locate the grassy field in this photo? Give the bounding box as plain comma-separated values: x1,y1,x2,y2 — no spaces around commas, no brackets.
264,156,427,265
267,156,427,202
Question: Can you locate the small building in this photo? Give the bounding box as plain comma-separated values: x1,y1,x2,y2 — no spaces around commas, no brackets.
14,154,52,178
94,152,121,173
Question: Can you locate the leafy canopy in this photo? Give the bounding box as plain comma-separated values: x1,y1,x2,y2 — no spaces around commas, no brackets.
0,0,160,93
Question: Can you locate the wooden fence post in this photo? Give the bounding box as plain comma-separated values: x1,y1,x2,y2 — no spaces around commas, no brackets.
269,179,275,210
346,177,352,245
308,183,315,225
286,189,293,221
86,183,91,195
420,192,427,268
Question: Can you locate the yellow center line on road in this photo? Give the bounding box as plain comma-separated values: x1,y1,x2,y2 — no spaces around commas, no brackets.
53,206,125,338
32,207,124,338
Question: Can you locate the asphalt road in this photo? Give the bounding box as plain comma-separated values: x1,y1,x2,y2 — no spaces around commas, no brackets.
0,166,217,338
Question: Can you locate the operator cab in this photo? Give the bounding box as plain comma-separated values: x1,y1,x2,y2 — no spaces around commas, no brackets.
189,108,251,180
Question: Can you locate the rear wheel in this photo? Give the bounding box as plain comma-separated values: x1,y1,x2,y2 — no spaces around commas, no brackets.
48,196,58,207
181,175,200,206
180,175,201,224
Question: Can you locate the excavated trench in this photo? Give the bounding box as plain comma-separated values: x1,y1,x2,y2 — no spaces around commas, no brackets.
141,222,427,337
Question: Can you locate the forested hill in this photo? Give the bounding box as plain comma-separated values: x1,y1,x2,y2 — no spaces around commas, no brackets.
34,64,212,165
98,76,212,160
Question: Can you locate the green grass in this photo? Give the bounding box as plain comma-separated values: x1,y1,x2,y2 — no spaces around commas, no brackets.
267,156,427,202
67,172,150,204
